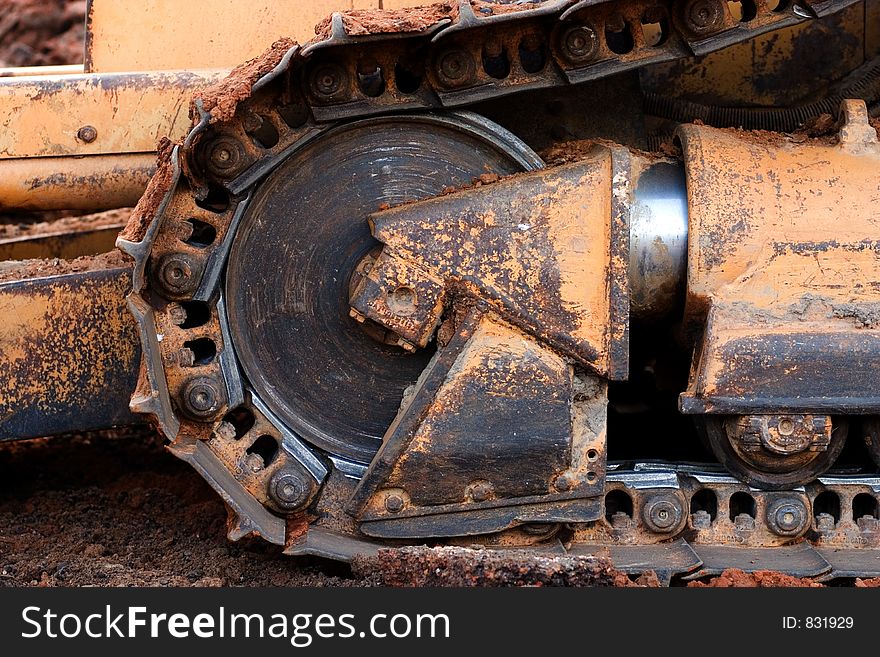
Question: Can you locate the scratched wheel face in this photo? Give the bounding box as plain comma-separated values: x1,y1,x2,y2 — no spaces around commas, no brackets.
224,114,541,463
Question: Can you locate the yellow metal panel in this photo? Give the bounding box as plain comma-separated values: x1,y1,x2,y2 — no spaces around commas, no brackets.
86,0,426,73
0,154,153,211
0,70,223,158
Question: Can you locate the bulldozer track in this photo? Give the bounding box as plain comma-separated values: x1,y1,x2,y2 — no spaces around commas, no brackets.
4,0,877,583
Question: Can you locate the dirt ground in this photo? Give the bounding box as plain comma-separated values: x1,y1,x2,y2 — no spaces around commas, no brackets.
2,430,876,588
0,429,647,587
0,0,85,68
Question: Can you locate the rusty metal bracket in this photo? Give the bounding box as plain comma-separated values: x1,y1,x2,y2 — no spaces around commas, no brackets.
348,308,607,538
0,262,140,440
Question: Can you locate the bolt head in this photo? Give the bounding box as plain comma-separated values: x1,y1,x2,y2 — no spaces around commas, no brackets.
204,136,246,178
311,63,346,98
437,49,475,88
642,495,683,533
269,470,312,510
155,253,199,297
180,377,224,420
245,453,264,473
560,25,598,65
610,511,633,530
816,512,836,533
683,0,725,36
734,513,756,532
387,286,417,317
385,493,405,513
766,498,808,537
777,417,795,436
77,125,98,143
691,509,713,529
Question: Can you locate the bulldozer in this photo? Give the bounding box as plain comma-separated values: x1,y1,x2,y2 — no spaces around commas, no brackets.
1,0,879,583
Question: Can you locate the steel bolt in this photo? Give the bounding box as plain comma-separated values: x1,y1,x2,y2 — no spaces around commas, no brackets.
733,513,756,531
469,480,494,502
857,515,880,533
777,416,795,436
155,253,199,297
212,421,237,441
681,0,726,37
610,511,633,530
641,494,684,533
559,25,599,65
177,347,196,367
387,286,417,317
205,137,246,177
816,512,836,533
167,303,188,326
385,493,405,513
436,49,476,88
268,469,313,511
766,497,808,537
77,125,98,143
691,509,713,529
245,453,264,473
180,377,224,421
310,63,347,98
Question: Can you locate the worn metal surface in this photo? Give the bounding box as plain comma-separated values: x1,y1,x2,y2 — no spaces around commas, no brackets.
0,70,221,211
641,2,867,108
0,65,84,78
0,263,140,440
0,226,122,262
85,0,429,73
684,542,832,580
104,0,880,571
223,114,541,464
352,153,628,376
0,70,223,159
348,310,607,536
700,415,849,490
568,539,702,584
0,154,154,211
0,210,127,261
681,101,880,417
629,160,688,320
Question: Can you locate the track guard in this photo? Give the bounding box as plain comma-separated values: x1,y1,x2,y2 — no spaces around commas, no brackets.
349,307,607,539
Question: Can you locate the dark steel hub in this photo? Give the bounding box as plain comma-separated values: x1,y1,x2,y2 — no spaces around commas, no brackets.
224,113,541,464
700,416,848,490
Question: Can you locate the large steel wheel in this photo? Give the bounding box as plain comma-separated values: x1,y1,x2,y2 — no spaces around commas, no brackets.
224,113,542,464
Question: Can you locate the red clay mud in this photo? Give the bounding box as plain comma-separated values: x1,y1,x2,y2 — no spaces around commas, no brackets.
314,3,458,39
191,38,296,124
687,569,824,588
0,0,85,68
118,137,174,243
352,545,648,587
